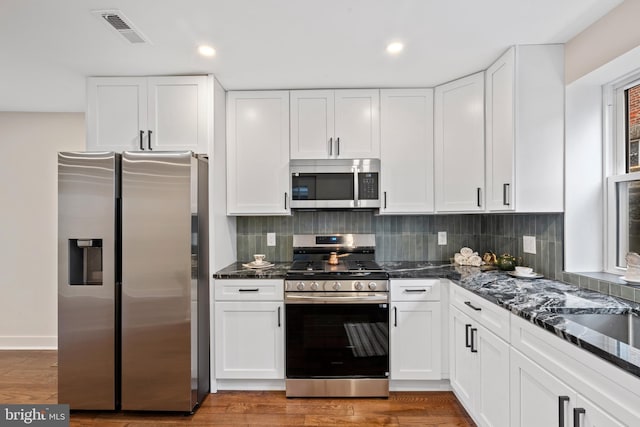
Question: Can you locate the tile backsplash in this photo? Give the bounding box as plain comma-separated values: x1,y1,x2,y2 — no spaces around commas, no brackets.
236,211,564,279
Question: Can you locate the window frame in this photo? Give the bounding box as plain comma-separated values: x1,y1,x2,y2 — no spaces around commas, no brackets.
604,74,640,273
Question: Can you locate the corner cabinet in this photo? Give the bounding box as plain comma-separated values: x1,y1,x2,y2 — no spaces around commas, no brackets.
434,72,485,212
389,279,442,381
290,89,380,159
485,45,564,212
214,279,285,381
379,89,434,214
86,76,209,153
449,284,510,427
226,91,290,215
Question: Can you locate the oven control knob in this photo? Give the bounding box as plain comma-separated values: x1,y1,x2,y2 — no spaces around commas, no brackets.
332,282,341,290
354,281,364,291
368,282,377,290
296,282,305,291
310,282,319,291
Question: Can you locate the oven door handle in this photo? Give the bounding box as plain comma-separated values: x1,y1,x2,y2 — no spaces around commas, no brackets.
285,293,388,304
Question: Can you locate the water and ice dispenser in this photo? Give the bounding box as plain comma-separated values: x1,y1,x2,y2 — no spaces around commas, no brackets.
68,239,103,285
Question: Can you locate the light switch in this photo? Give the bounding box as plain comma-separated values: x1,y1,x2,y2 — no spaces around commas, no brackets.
267,232,276,246
438,231,447,245
523,235,536,254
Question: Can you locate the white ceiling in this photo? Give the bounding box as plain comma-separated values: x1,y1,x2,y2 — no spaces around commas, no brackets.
0,0,622,112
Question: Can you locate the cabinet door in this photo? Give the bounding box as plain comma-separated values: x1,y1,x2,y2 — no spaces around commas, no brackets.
390,301,441,380
510,348,576,427
486,47,515,211
575,395,626,427
147,76,209,153
476,325,510,427
449,306,477,412
214,301,284,379
434,72,485,212
86,77,147,151
226,91,290,215
290,90,335,159
334,89,380,159
380,89,434,214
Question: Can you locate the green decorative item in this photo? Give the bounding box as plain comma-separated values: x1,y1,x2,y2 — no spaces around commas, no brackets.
496,253,517,271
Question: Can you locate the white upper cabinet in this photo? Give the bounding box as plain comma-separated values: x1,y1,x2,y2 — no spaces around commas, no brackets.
87,76,209,153
290,89,380,159
486,45,564,212
380,89,434,214
226,91,290,216
290,90,335,158
434,72,485,212
486,48,515,211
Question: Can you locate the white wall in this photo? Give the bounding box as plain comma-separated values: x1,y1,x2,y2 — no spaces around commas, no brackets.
566,0,640,84
0,112,85,348
564,44,640,272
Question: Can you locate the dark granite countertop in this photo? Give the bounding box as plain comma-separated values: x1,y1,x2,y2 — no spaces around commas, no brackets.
214,262,291,279
380,261,460,280
450,267,640,379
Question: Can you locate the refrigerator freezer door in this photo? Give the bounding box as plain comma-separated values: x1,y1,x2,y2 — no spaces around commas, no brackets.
121,151,196,411
58,151,118,410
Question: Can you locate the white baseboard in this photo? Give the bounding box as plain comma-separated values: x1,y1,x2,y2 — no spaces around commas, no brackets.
390,379,452,392
215,379,285,391
0,336,57,350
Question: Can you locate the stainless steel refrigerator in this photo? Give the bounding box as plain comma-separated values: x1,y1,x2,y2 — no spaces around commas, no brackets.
57,151,209,412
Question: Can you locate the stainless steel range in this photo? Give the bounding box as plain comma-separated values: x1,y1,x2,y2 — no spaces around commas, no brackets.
284,234,390,398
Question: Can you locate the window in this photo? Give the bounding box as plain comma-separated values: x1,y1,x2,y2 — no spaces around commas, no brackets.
606,79,640,272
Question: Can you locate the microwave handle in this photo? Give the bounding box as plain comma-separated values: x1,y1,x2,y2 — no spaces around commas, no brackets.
353,165,359,207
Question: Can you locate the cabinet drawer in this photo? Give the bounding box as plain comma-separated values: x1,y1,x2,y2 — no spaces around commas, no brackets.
450,282,510,342
391,279,440,301
214,279,284,301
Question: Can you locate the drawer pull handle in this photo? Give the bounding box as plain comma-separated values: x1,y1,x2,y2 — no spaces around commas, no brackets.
404,289,427,293
573,408,585,427
464,301,482,311
465,324,472,348
558,396,569,427
470,327,478,353
238,288,259,292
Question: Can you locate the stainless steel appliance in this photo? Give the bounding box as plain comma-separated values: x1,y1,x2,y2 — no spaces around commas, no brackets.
58,151,209,412
284,234,390,397
290,159,380,209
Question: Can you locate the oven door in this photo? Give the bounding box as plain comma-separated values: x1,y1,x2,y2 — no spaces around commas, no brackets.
285,292,389,379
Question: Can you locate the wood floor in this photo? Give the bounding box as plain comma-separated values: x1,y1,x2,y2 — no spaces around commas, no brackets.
0,351,476,426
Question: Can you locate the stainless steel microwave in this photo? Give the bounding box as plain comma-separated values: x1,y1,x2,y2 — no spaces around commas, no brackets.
290,159,380,209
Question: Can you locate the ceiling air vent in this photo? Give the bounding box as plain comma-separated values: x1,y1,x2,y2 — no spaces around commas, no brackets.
92,10,150,44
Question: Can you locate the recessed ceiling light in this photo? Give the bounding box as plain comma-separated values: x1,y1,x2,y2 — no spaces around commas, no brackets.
198,45,216,57
386,42,404,54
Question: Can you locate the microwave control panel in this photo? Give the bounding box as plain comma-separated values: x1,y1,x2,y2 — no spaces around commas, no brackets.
358,173,379,200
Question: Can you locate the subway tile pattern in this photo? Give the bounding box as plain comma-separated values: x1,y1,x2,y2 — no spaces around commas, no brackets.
480,213,564,281
236,212,556,269
236,211,640,303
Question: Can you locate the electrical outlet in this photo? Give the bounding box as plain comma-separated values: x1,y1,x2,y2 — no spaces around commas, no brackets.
523,235,536,254
438,231,447,245
267,232,276,246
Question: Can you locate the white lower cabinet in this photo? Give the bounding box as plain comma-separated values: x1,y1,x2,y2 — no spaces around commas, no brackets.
449,305,510,427
509,314,637,427
390,280,442,383
510,347,576,427
214,280,284,381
